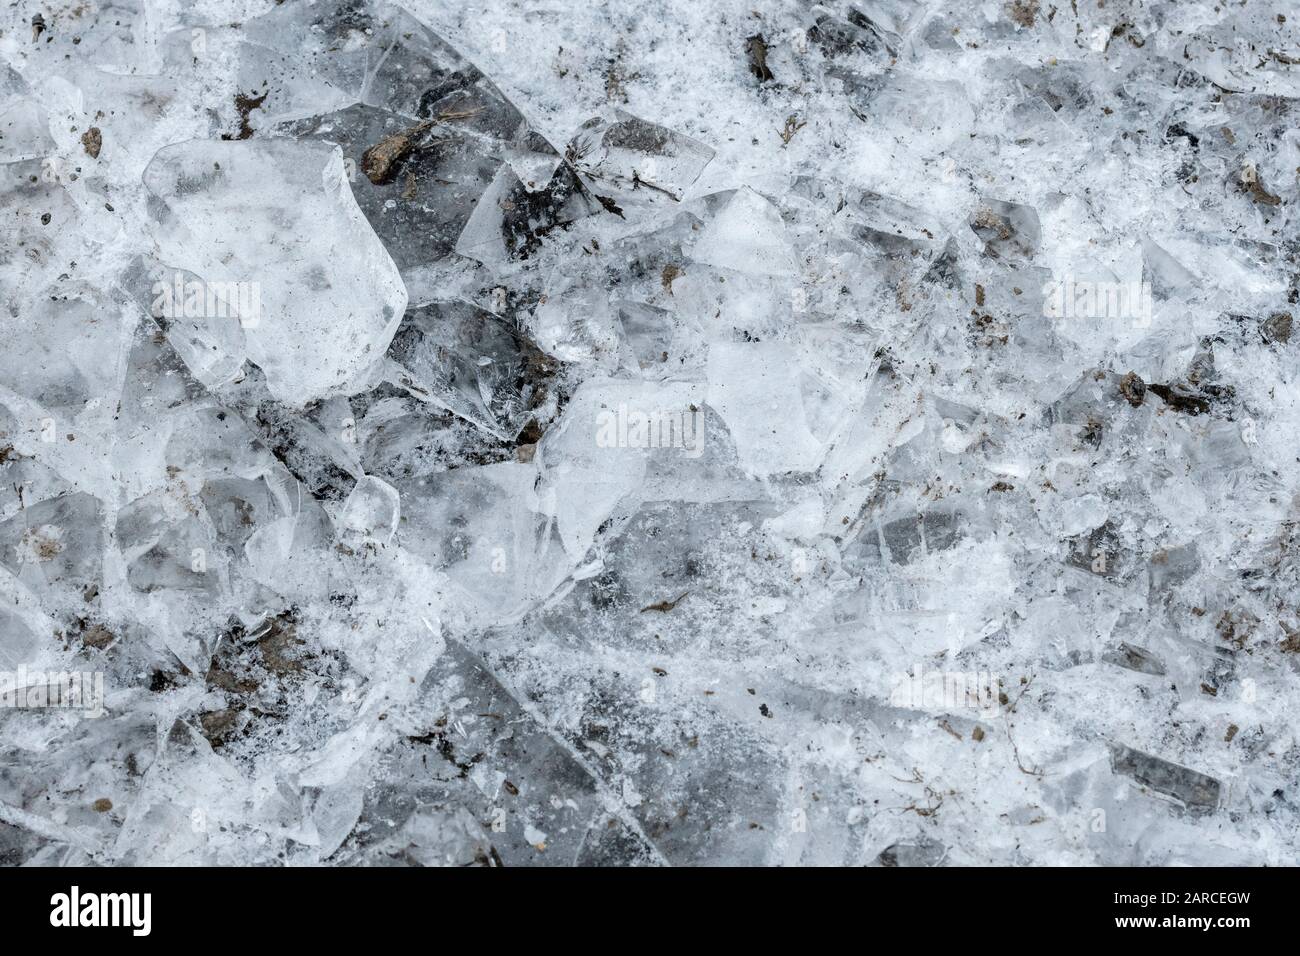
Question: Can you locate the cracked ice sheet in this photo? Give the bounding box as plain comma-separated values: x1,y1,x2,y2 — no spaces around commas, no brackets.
2,0,1300,869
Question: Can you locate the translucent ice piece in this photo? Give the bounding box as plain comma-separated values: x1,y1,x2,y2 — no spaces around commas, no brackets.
0,290,123,414
0,161,82,319
567,110,715,205
0,95,53,164
144,139,407,405
386,300,548,440
339,475,400,545
236,0,519,126
279,105,501,275
691,187,796,277
706,343,823,477
969,198,1041,260
143,261,248,391
841,74,974,153
535,377,710,555
1109,744,1221,814
0,491,105,602
0,606,41,670
455,162,594,265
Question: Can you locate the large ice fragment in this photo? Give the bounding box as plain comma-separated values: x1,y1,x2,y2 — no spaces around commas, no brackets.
567,110,715,205
143,140,407,405
385,300,551,440
706,343,823,477
691,187,796,277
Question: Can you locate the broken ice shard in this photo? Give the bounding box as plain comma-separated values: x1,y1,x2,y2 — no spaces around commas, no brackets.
143,139,407,405
566,110,715,206
1109,744,1221,813
239,0,594,277
385,300,551,440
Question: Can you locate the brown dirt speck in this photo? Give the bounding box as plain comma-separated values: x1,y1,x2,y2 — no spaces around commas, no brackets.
81,126,102,158
746,34,774,83
1007,0,1039,28
661,264,682,294
1119,371,1146,407
229,90,267,141
1262,311,1292,344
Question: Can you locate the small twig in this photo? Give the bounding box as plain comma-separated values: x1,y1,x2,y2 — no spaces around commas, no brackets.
640,591,689,614
1006,675,1036,714
1005,718,1044,777
778,114,806,146
436,107,484,122
631,170,680,201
